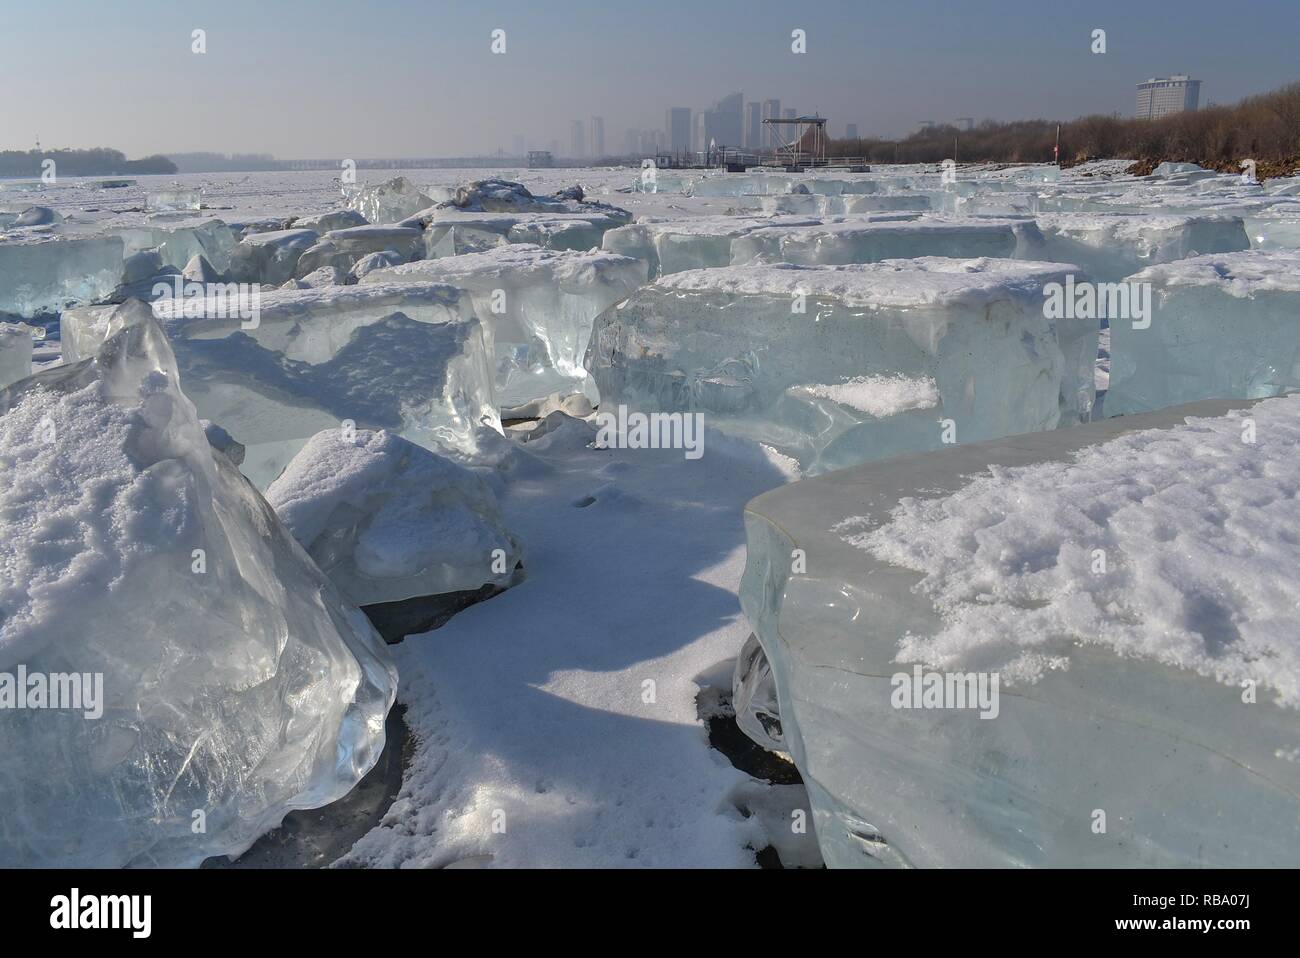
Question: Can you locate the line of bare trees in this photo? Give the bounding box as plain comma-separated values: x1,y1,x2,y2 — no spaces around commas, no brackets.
830,82,1300,175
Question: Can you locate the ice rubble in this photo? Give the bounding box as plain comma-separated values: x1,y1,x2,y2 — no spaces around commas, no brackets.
1106,249,1300,416
153,282,499,488
362,244,648,407
0,317,396,868
587,258,1097,473
0,234,124,317
266,428,521,606
111,218,238,273
739,397,1300,867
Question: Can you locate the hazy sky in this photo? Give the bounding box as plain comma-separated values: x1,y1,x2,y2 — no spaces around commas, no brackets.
4,0,1298,158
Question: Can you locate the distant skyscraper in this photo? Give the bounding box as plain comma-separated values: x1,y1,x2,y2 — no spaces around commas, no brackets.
667,107,692,154
762,99,781,148
703,92,743,150
1136,75,1201,119
845,123,859,140
745,101,762,149
570,119,586,158
693,111,706,152
590,116,605,158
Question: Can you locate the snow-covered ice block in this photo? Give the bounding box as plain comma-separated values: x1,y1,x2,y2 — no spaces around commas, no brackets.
362,244,647,407
587,259,1096,472
739,397,1300,867
293,225,422,278
267,428,521,606
0,322,38,389
154,282,499,488
0,235,125,317
146,188,202,212
1106,250,1300,417
731,217,1020,266
1024,213,1251,281
227,228,319,285
0,317,396,867
601,215,820,277
345,176,438,224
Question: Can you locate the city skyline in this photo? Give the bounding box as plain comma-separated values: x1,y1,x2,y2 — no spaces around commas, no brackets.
5,0,1299,158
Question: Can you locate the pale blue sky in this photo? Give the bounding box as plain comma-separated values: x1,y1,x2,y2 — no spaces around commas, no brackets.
3,0,1297,157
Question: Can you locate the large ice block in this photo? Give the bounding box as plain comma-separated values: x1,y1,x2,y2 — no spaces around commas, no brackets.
1023,213,1251,281
345,176,439,224
267,428,522,606
0,235,124,317
739,397,1300,867
601,215,821,277
0,317,396,868
587,259,1097,473
730,216,1020,266
362,244,648,406
294,225,422,278
154,282,500,487
146,188,202,212
1106,249,1300,416
0,322,37,389
423,210,625,259
227,228,319,285
59,299,154,364
111,218,238,272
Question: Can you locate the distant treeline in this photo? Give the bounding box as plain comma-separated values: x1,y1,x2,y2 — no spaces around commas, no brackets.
830,82,1300,177
0,148,177,177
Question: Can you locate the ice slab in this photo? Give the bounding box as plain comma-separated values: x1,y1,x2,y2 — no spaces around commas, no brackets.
294,225,422,278
731,216,1020,266
587,258,1097,473
739,397,1300,867
1106,249,1300,416
146,188,202,212
1023,212,1251,281
267,428,522,606
362,244,647,406
154,281,499,488
0,235,124,317
0,317,396,867
0,322,38,389
110,219,238,272
601,215,821,277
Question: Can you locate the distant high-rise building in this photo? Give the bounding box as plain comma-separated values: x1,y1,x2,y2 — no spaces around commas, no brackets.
512,134,526,157
667,107,692,154
639,129,657,155
762,99,781,148
590,116,605,158
704,92,743,150
1136,75,1201,119
745,101,762,149
845,123,859,140
694,111,707,153
570,119,586,158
